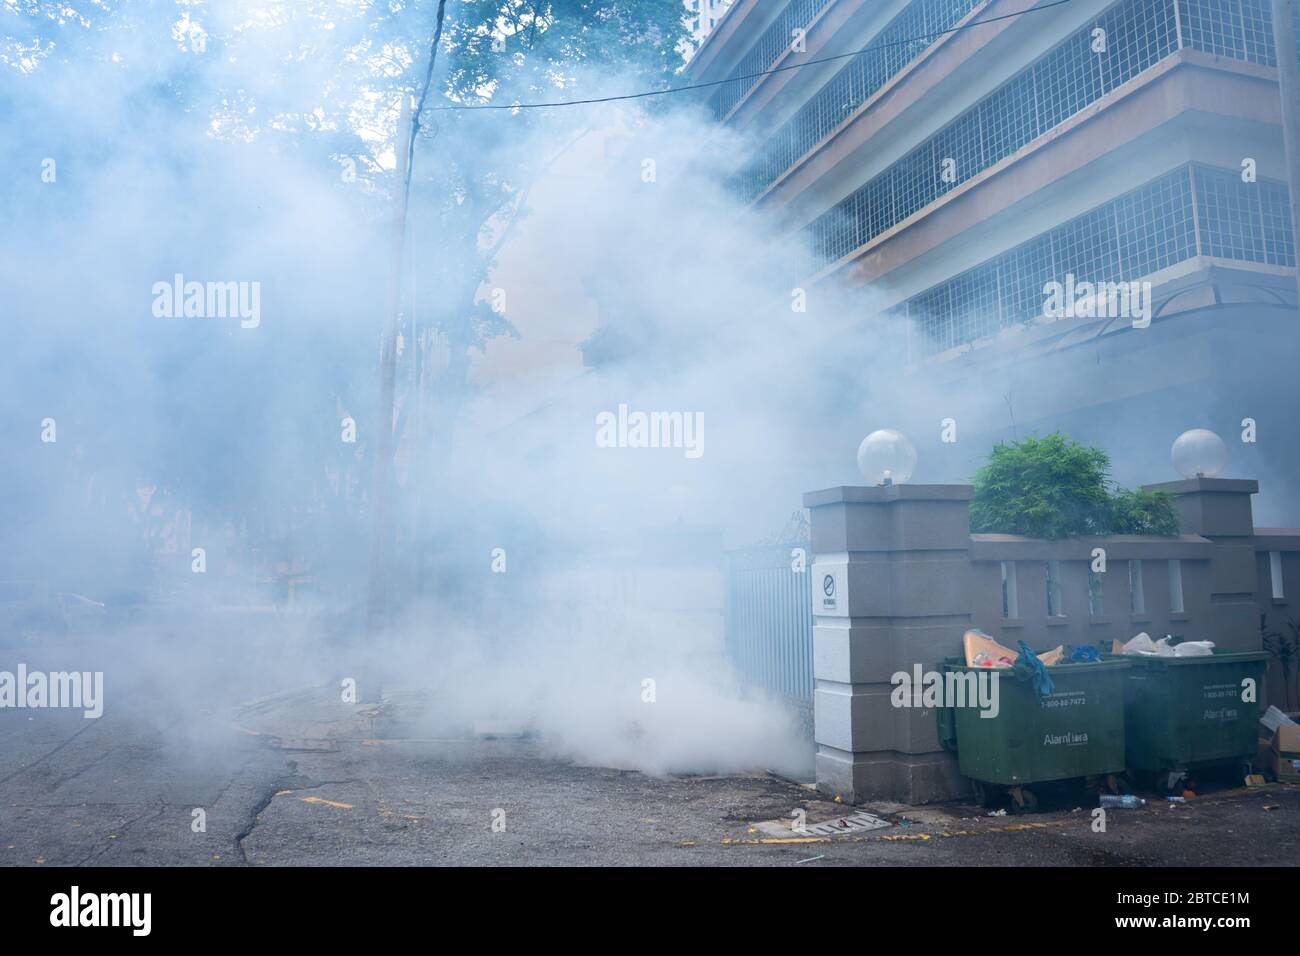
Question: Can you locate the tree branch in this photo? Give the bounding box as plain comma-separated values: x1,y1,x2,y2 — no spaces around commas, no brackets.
481,127,588,263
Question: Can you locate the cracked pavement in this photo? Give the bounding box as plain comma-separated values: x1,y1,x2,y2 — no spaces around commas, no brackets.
4,694,1298,865
2,630,1297,866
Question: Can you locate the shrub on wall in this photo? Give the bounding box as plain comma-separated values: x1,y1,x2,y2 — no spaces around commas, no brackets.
970,433,1178,539
1108,486,1180,536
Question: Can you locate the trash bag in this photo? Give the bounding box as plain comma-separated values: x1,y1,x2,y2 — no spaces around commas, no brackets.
1121,632,1174,656
964,630,1063,668
1070,644,1100,663
1151,637,1178,657
1013,639,1054,697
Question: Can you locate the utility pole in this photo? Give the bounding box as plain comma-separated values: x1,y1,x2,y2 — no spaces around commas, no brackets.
364,0,449,683
366,94,413,642
1273,0,1300,301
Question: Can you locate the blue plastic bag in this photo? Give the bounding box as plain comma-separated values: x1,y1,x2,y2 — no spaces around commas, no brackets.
1013,640,1054,697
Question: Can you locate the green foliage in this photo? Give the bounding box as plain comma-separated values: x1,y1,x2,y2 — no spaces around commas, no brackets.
970,433,1179,539
970,435,1111,538
445,0,688,103
1108,486,1180,536
0,0,692,528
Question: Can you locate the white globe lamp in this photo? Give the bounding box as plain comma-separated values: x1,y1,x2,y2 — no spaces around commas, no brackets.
857,429,917,486
1171,428,1227,479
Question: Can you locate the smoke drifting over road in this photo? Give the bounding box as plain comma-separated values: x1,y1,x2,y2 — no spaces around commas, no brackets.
4,2,1292,783
0,5,861,778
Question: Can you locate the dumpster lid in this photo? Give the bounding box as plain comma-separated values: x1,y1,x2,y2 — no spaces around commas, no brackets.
1105,648,1269,665
943,655,1130,672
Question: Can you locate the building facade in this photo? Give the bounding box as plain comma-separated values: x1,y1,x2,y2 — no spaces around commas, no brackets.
684,0,736,50
687,0,1300,522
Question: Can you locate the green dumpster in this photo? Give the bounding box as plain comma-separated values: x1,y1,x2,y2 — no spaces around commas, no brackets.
1116,649,1267,781
938,656,1130,811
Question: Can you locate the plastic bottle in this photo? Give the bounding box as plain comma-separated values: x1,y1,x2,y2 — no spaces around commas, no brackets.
1099,795,1146,809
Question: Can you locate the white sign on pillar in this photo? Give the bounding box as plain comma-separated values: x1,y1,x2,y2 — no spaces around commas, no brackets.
811,561,848,617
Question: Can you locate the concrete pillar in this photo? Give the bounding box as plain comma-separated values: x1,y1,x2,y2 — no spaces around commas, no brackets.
802,484,974,805
1143,478,1261,650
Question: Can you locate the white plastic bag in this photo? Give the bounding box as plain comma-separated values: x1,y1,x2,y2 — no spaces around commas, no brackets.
1151,637,1178,657
1121,632,1161,656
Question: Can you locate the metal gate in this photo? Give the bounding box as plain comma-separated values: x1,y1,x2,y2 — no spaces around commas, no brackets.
724,516,814,704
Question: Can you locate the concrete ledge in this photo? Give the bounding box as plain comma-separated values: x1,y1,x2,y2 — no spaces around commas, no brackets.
970,533,1214,560
803,484,975,507
816,746,965,805
1143,478,1259,495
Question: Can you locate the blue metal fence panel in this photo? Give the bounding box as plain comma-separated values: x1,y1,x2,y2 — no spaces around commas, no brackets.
724,543,814,704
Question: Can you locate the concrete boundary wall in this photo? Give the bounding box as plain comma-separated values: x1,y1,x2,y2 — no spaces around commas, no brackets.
803,476,1298,804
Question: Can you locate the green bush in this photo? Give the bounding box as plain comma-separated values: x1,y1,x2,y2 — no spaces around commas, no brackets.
970,433,1178,539
1108,486,1180,536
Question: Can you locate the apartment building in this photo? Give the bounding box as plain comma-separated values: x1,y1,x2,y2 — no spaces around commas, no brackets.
685,0,736,49
687,0,1300,521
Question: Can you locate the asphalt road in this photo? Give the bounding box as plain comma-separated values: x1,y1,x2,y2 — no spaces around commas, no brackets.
2,694,1297,866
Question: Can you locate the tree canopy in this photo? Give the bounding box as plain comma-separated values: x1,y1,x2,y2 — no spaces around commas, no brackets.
970,434,1179,539
0,1,692,591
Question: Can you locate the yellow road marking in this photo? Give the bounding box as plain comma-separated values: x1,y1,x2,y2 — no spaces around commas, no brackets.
300,796,354,810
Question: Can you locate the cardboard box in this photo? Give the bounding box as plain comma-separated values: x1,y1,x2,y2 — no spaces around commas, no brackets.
1272,725,1300,784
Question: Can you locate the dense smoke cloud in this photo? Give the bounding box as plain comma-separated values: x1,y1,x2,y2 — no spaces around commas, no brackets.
1,4,851,777
4,1,1291,782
